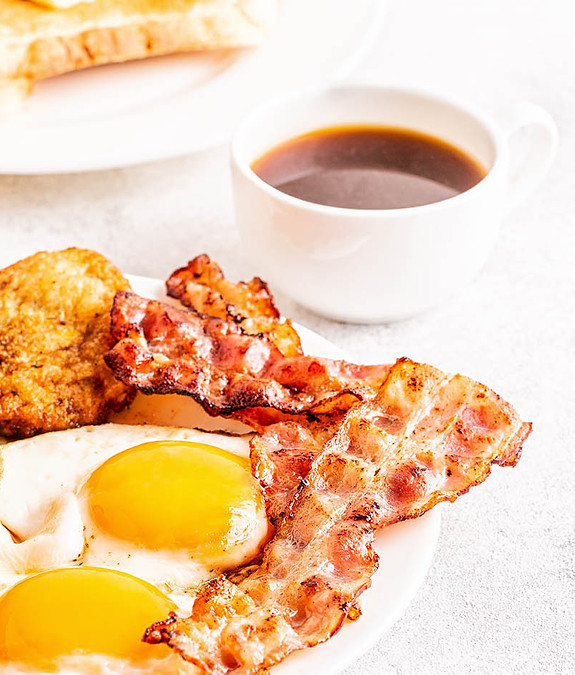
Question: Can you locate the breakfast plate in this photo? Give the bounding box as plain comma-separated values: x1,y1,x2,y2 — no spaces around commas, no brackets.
0,0,387,175
119,275,441,675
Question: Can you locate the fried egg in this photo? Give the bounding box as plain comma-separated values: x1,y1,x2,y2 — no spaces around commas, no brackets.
0,567,180,674
0,423,271,673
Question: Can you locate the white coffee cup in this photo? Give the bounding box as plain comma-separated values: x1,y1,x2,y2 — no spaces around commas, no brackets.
230,85,557,323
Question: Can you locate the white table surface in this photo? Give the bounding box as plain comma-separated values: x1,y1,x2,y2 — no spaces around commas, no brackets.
0,0,573,673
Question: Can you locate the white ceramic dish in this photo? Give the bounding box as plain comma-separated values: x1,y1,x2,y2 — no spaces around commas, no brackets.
124,275,441,675
231,85,557,323
0,0,386,175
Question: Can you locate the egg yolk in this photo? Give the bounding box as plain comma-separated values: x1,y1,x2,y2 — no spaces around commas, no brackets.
0,567,175,669
84,440,265,560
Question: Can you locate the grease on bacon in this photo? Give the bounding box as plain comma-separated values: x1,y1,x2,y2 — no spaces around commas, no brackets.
144,358,531,675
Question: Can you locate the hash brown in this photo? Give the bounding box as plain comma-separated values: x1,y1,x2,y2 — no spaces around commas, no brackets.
0,248,134,439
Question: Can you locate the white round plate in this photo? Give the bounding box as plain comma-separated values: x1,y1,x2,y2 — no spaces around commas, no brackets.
121,275,441,675
0,0,387,175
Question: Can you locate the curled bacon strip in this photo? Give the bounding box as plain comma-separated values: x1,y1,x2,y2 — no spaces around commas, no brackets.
105,291,389,420
166,255,303,358
144,358,531,674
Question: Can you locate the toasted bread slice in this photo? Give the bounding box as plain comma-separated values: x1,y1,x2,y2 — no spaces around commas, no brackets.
0,0,275,107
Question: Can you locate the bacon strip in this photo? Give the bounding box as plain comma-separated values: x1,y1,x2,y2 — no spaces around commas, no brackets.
105,291,389,420
166,255,303,358
144,358,531,674
250,419,336,525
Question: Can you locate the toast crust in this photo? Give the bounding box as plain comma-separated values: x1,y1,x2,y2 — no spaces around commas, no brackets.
0,0,275,86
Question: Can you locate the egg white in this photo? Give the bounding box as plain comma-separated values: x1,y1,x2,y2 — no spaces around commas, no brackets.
0,423,268,674
0,650,201,675
0,424,268,597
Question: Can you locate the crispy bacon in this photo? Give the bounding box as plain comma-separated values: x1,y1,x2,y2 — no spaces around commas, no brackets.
166,255,303,358
105,291,389,420
144,358,531,674
250,419,337,525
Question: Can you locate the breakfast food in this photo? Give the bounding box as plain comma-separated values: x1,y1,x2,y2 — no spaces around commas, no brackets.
0,0,276,109
0,423,270,672
167,254,303,357
105,290,390,423
98,264,531,673
250,419,326,524
0,567,178,672
250,358,530,525
142,358,530,673
0,248,134,438
0,250,532,673
0,424,267,584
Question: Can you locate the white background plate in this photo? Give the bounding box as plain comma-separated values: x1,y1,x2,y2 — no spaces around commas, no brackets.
123,275,441,675
0,0,386,174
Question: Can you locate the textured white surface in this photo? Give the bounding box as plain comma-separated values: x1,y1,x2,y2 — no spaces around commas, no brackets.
0,0,573,673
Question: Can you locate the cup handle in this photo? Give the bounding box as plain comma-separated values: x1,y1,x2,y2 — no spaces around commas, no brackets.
496,102,558,213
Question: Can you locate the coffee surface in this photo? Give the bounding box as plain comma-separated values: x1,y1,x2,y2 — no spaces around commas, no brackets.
252,126,486,210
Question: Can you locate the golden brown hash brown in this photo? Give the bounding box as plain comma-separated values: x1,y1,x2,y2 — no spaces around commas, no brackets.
0,248,135,438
